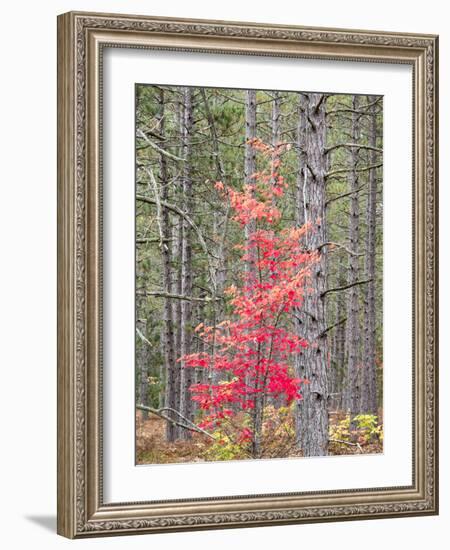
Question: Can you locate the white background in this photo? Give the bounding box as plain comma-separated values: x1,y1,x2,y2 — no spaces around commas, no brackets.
0,0,446,548
103,49,412,502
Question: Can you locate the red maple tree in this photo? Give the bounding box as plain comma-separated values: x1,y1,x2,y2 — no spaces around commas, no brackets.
181,139,318,457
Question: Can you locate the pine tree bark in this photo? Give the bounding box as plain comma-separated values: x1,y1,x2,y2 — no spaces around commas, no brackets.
156,89,177,442
295,94,307,228
179,87,194,440
245,90,257,187
271,91,281,184
171,96,184,419
294,94,307,441
345,96,362,424
361,96,379,414
330,257,347,411
136,295,150,416
171,217,182,427
296,93,329,457
244,90,263,457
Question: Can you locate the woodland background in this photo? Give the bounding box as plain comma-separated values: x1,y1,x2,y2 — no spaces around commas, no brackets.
135,85,384,463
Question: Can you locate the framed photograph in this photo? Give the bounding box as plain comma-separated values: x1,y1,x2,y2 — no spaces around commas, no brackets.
57,11,439,538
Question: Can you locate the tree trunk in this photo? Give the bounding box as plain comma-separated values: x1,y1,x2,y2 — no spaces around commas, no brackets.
295,94,307,228
294,94,307,440
179,87,194,440
245,89,257,187
271,91,281,184
345,95,362,425
136,296,150,417
330,257,346,411
244,90,264,457
171,217,182,424
156,89,177,442
361,96,379,415
296,93,329,457
171,94,184,418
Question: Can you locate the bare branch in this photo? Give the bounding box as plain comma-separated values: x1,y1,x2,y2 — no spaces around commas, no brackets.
317,241,364,257
326,97,383,117
136,404,215,439
144,165,166,250
325,143,383,154
326,184,366,206
214,90,246,105
326,163,382,179
314,93,327,113
137,194,218,288
137,129,185,162
319,317,347,338
329,438,363,452
139,290,223,303
136,327,153,348
136,237,172,244
321,278,373,299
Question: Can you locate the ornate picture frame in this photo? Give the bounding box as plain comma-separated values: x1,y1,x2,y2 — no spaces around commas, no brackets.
57,11,438,538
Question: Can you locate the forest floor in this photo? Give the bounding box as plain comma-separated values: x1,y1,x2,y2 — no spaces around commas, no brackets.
136,415,211,464
136,412,383,465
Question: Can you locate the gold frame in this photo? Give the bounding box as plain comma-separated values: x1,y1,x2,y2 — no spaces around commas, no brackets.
57,11,439,538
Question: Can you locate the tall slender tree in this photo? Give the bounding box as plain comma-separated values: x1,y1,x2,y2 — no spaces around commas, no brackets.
361,97,379,415
345,96,362,424
136,295,150,416
296,93,330,457
179,87,194,439
330,256,347,411
154,89,178,442
243,89,257,413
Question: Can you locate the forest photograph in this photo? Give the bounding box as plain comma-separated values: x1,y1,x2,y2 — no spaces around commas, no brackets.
135,84,383,465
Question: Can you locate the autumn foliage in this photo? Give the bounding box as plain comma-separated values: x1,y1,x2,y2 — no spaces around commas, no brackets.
180,139,319,457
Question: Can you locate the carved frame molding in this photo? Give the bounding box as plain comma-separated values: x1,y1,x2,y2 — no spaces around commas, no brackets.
57,11,438,538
